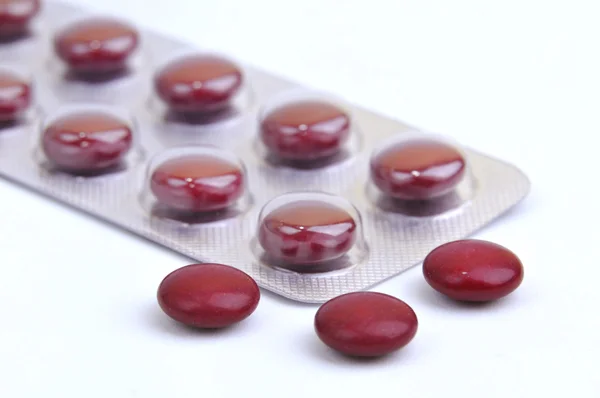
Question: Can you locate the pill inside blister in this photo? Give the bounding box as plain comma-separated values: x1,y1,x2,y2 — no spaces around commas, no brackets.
260,100,351,161
144,146,249,223
0,0,40,40
53,16,140,77
0,68,31,124
370,137,467,200
153,53,244,117
40,106,135,175
254,192,367,273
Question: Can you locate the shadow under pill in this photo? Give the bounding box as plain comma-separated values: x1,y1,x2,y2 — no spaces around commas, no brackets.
150,203,242,224
260,254,353,274
0,119,23,131
164,106,239,126
413,281,512,311
374,190,466,217
63,68,132,84
303,332,406,365
0,30,32,44
146,304,248,338
40,161,129,178
263,149,351,170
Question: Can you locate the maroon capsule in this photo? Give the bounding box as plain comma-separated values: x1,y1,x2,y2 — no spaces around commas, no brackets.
370,139,466,200
258,200,356,265
260,100,351,160
315,292,418,357
150,154,244,212
54,17,139,74
41,110,133,173
423,239,524,302
0,0,40,38
154,54,243,114
157,263,260,329
0,70,30,122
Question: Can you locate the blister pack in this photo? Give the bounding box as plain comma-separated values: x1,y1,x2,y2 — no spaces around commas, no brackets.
0,0,530,303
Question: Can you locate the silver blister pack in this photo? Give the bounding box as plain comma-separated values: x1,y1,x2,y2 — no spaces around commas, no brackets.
0,1,530,303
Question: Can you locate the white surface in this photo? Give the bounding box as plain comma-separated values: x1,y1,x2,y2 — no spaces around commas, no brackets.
1,0,598,397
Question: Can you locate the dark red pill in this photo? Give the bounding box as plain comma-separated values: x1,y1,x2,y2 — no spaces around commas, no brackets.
154,54,243,114
258,200,356,265
423,239,524,302
54,17,139,74
0,0,40,38
260,100,351,160
158,263,260,329
41,111,133,173
0,70,30,122
315,292,418,357
370,139,466,200
150,154,244,212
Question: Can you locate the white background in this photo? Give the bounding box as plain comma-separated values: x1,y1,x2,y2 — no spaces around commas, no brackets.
1,0,599,397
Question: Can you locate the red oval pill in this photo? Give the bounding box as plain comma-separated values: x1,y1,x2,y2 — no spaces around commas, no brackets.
54,17,139,74
315,292,418,357
258,200,356,265
423,239,524,302
154,54,243,114
0,69,30,122
260,100,351,160
150,154,244,212
370,139,466,200
0,0,40,38
157,263,260,329
41,110,133,173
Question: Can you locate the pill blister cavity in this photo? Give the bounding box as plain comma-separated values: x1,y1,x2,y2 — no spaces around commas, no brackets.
0,66,32,129
367,133,476,217
149,52,253,138
252,192,368,274
45,15,147,104
256,89,361,170
37,103,140,176
141,145,252,224
0,0,40,41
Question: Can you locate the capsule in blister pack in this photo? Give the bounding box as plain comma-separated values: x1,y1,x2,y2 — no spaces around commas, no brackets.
0,1,531,303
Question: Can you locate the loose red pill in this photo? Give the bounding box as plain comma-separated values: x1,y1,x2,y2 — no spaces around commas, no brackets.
258,200,356,265
0,0,40,38
41,111,133,173
370,139,466,200
260,100,351,160
54,17,139,74
157,263,260,329
315,292,418,357
423,239,524,302
0,70,30,122
150,154,244,212
154,54,243,114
